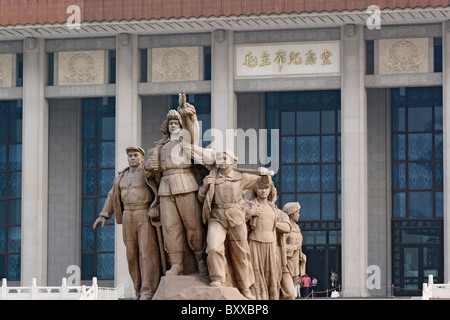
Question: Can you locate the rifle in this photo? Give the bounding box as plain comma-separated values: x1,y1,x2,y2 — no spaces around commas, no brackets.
150,216,167,275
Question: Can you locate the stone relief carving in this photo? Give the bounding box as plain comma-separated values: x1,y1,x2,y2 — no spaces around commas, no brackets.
379,38,429,74
58,50,104,85
151,47,200,82
0,54,12,88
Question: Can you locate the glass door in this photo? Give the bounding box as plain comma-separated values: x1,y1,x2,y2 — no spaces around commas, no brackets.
401,244,442,296
303,244,341,297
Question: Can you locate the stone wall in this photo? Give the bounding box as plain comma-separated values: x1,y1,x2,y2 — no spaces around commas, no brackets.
47,99,80,285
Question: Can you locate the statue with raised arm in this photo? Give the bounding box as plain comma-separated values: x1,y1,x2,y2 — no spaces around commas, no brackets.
93,146,161,300
144,99,214,277
177,89,200,146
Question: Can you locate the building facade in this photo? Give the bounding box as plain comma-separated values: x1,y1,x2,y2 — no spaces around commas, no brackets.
0,0,449,298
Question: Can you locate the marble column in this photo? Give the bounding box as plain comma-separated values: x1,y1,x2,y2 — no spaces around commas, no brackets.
340,24,369,297
21,37,49,286
114,33,141,298
442,21,450,284
211,30,237,152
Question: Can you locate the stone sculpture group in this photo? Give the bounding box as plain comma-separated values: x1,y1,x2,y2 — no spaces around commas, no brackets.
93,90,306,300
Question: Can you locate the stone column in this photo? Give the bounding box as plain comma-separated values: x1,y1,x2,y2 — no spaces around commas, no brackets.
115,33,141,298
211,30,237,152
340,25,369,297
443,21,450,284
21,37,49,286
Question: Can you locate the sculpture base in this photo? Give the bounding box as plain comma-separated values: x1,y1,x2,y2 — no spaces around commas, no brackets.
152,273,248,300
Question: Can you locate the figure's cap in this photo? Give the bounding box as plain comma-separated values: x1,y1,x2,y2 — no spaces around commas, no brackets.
161,109,184,135
215,149,238,164
126,146,145,157
282,202,301,215
166,109,183,124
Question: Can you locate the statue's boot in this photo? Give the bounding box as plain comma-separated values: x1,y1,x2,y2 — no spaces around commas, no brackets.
194,251,208,275
241,288,256,300
166,252,183,276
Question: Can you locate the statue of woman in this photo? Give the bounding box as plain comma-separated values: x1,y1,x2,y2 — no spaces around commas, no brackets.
247,183,291,300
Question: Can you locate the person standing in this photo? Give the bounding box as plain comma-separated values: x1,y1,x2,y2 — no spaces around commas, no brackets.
311,276,318,296
93,146,161,300
301,273,312,297
331,270,337,288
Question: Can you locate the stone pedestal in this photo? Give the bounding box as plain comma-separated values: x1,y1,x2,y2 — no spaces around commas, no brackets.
152,274,248,300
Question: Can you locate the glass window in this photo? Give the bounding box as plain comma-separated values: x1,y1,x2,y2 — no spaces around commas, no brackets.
401,229,440,244
392,106,406,132
297,110,320,135
403,247,419,277
81,98,115,280
329,230,341,244
435,192,443,217
321,193,336,219
408,162,433,190
281,112,295,135
408,133,432,161
391,87,442,219
321,136,335,163
17,54,23,87
297,165,320,192
297,136,320,163
108,50,116,84
302,230,327,245
0,100,22,281
281,137,295,163
434,38,443,73
435,134,443,159
392,134,406,161
297,193,320,220
204,46,211,80
321,165,336,192
408,191,433,218
321,109,335,134
393,192,406,218
392,163,406,190
408,107,433,132
281,165,295,192
267,90,341,219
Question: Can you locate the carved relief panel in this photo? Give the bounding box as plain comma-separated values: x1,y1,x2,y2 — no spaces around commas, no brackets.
57,50,105,85
0,54,13,88
151,46,202,82
378,38,430,74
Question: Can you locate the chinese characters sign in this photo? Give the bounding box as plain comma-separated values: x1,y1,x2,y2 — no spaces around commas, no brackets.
235,41,340,78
